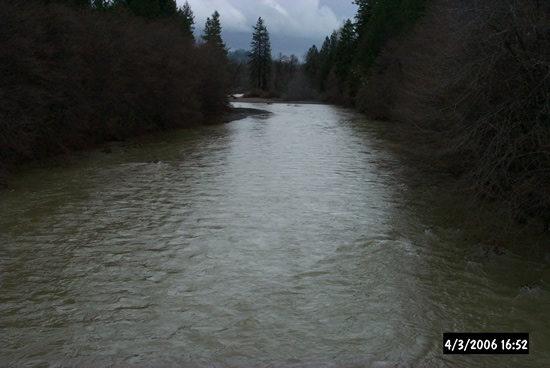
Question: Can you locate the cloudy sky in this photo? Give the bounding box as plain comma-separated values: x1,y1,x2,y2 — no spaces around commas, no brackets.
178,0,358,58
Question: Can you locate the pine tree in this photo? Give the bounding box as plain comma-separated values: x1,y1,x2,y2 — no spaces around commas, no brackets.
353,0,378,35
248,17,272,91
159,0,177,17
127,0,161,19
304,45,319,85
178,1,195,40
202,10,226,54
318,32,337,91
334,19,357,81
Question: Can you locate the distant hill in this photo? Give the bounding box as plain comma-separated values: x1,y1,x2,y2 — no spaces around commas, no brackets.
228,49,250,62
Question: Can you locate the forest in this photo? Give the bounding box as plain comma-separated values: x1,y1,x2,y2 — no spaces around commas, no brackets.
0,0,230,183
303,0,549,231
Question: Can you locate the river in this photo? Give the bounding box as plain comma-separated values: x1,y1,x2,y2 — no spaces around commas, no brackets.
1,102,549,367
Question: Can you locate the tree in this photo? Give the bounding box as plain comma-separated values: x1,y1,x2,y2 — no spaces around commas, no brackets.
353,0,379,35
248,17,272,91
318,32,337,91
202,10,226,54
273,53,288,91
303,0,425,104
288,54,299,80
177,1,195,40
353,0,425,72
158,0,177,17
304,44,319,85
103,0,177,18
334,19,357,81
126,0,161,19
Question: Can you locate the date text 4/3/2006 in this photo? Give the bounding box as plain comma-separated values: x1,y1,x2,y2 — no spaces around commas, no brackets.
443,333,529,354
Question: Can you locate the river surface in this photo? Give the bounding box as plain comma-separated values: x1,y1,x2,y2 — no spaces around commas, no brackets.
1,102,549,367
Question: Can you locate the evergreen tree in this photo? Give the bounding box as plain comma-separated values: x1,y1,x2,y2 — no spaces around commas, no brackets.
202,10,226,54
248,17,272,91
334,19,357,81
303,0,425,104
127,0,161,19
177,1,195,40
353,0,378,35
318,32,337,91
354,0,425,71
159,0,177,17
304,45,319,85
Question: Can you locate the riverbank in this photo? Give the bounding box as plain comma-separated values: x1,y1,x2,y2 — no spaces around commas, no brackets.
223,106,271,123
230,96,323,105
0,105,269,188
0,0,232,188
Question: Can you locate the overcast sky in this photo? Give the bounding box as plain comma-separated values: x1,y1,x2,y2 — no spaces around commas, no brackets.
178,0,358,58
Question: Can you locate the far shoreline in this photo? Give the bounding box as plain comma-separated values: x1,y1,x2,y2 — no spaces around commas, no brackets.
230,96,324,105
1,101,313,187
223,106,271,123
223,96,324,123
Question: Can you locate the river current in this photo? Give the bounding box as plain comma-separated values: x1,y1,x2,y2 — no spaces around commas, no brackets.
1,102,549,367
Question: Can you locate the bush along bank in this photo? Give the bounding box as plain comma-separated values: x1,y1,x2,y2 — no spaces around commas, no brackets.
0,0,230,185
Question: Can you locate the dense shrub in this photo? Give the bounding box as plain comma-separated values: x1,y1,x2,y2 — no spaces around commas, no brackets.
358,0,549,229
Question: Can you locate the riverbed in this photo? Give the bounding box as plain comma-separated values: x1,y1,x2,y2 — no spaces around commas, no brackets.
1,102,548,367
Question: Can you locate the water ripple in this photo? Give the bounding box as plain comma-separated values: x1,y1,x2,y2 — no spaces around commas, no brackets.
0,103,548,367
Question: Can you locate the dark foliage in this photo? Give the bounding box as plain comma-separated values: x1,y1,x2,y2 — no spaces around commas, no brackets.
304,0,425,105
0,0,229,181
369,0,549,229
202,10,227,55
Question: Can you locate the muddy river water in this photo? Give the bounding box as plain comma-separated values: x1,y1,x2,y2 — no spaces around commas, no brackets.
1,102,549,367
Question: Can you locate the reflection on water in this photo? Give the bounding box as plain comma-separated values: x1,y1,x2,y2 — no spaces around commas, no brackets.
1,102,549,367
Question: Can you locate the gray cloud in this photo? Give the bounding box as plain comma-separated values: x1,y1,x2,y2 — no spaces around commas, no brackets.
180,0,355,38
179,0,357,57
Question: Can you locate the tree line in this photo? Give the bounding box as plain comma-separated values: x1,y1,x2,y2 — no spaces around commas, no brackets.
304,0,425,105
47,0,294,97
0,0,232,184
304,0,549,231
